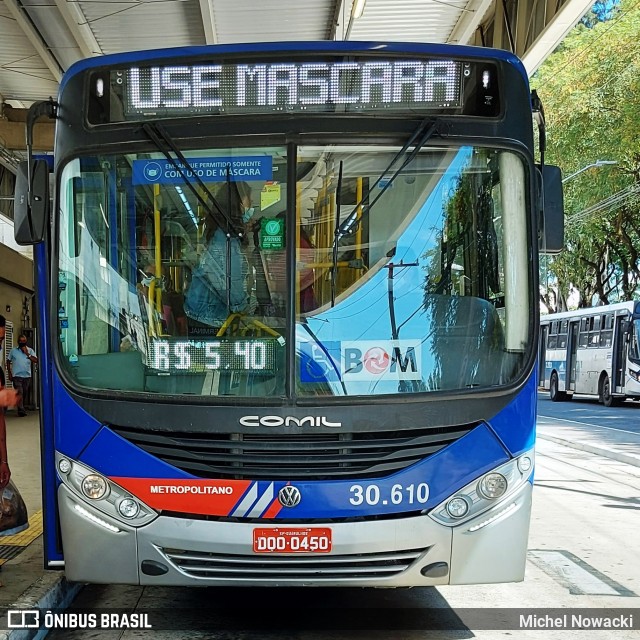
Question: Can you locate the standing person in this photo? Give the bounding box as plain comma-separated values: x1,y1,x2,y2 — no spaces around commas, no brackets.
184,181,255,331
7,334,37,417
0,316,14,488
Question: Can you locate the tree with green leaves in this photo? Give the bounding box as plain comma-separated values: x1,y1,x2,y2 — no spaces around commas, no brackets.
532,0,640,310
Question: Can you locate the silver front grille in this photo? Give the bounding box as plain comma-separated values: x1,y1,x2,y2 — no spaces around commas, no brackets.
162,547,427,580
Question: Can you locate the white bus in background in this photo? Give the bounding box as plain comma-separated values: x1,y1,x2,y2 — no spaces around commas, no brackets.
539,301,640,406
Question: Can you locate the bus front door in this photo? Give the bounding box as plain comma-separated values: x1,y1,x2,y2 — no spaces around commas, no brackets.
539,325,548,386
613,316,627,393
567,321,579,392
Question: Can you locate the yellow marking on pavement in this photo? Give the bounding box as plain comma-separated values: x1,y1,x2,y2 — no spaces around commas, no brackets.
0,509,43,546
0,510,43,565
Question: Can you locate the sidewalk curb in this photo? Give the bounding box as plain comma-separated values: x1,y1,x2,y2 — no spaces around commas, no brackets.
538,432,640,468
0,574,82,640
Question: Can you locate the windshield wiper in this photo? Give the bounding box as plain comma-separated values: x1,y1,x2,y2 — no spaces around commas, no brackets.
337,118,440,239
328,118,441,307
141,123,243,238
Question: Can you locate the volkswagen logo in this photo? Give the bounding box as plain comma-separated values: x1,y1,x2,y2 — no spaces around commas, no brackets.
278,485,301,508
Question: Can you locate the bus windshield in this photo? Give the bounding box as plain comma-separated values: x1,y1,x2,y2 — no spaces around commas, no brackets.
57,143,532,398
629,319,640,362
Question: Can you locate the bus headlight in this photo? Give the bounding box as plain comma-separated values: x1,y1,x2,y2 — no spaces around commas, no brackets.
118,498,140,519
82,474,109,500
445,497,469,518
429,449,534,527
518,456,532,473
55,452,157,527
478,473,507,499
58,458,72,475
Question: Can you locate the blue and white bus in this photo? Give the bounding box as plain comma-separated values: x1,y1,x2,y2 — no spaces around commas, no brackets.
16,42,562,586
540,301,640,406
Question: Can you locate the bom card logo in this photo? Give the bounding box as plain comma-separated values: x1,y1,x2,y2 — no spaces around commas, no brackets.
301,340,421,383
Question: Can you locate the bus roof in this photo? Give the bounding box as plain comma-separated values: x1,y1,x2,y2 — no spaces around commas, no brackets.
541,301,640,323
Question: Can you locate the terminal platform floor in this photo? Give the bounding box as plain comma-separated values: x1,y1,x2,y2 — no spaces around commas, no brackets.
0,410,47,611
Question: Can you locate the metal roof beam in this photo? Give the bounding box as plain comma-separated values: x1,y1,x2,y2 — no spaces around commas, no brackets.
329,0,348,39
492,0,506,48
521,0,594,75
476,0,595,75
3,0,63,82
447,0,494,45
515,0,534,58
199,0,218,44
54,0,102,59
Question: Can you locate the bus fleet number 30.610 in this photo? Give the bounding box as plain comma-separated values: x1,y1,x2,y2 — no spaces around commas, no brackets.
349,482,429,506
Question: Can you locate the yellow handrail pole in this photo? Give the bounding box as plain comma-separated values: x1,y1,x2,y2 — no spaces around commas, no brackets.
251,318,282,339
148,280,157,337
303,261,350,268
320,177,328,302
296,179,301,318
153,183,163,317
217,312,283,342
217,313,240,337
191,187,205,296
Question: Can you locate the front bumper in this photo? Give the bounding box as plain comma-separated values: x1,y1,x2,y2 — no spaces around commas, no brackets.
58,481,531,586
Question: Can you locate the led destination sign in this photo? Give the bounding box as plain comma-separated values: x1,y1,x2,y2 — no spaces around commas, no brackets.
112,58,464,119
147,338,278,374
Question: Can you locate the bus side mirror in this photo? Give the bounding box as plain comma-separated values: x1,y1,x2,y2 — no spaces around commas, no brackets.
14,159,49,245
537,164,564,254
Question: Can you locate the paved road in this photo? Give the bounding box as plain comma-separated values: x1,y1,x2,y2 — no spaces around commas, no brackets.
47,436,640,639
538,392,640,435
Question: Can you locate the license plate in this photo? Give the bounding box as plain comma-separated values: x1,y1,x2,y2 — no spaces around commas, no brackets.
253,527,332,553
